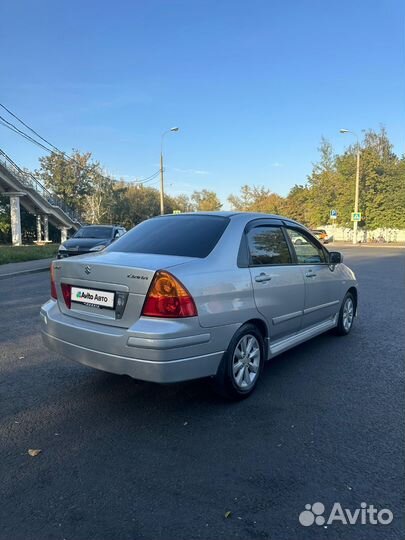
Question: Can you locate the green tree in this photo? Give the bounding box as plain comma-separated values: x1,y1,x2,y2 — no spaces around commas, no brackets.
306,138,343,226
84,171,115,224
167,193,194,213
389,158,405,229
359,128,402,229
283,185,311,224
111,184,176,229
36,150,97,214
228,185,284,214
0,195,11,243
191,189,222,211
335,127,405,229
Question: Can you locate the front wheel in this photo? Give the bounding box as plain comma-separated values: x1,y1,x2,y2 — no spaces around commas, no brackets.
335,292,355,336
214,324,265,399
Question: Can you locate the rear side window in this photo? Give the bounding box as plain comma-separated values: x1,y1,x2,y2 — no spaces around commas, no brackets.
108,215,229,258
247,226,292,265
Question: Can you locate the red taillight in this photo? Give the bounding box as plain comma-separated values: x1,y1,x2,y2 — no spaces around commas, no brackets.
61,283,72,309
142,271,197,318
50,264,57,299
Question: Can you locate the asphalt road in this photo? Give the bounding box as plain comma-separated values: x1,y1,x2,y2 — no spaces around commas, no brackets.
1,247,404,540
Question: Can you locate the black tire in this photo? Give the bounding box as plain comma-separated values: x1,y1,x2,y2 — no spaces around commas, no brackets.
214,323,265,400
334,292,355,336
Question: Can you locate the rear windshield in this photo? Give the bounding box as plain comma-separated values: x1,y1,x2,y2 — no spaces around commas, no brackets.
108,215,229,258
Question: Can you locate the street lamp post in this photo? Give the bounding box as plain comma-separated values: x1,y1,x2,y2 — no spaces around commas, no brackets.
340,129,361,245
160,127,179,215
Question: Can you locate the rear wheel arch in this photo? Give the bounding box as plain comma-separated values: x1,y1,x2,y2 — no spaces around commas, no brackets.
213,321,266,399
243,318,268,341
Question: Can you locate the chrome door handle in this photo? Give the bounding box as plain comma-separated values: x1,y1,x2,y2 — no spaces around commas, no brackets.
305,271,317,278
255,273,272,283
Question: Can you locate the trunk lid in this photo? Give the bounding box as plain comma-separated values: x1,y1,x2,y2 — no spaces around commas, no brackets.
53,251,194,328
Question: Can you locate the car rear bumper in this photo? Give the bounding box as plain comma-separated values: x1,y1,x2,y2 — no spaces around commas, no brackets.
40,300,235,383
42,330,224,383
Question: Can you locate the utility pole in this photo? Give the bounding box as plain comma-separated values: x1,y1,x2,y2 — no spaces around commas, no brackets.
340,129,361,244
160,151,164,215
353,145,360,245
160,127,179,215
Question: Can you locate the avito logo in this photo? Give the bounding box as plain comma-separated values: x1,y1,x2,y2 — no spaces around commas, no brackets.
75,291,109,303
299,502,393,527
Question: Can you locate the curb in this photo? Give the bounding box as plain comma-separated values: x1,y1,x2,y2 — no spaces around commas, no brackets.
329,244,405,249
0,265,50,280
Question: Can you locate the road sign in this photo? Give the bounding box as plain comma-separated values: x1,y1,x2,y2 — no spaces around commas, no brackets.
172,210,182,214
351,212,362,222
330,209,337,219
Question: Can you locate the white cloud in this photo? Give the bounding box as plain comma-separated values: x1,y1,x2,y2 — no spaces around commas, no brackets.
172,167,210,176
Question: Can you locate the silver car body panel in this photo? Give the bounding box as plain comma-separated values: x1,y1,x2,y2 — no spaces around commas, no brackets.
40,212,358,383
249,265,305,340
269,315,338,357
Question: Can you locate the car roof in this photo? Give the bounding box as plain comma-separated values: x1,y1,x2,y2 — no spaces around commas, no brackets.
81,224,114,228
159,211,304,226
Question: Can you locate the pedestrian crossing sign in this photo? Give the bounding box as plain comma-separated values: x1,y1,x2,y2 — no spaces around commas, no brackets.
351,212,362,221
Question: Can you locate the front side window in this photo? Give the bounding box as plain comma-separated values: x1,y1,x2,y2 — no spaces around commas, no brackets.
247,226,292,265
286,229,326,264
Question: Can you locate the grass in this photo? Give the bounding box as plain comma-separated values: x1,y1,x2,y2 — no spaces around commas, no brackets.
0,244,59,265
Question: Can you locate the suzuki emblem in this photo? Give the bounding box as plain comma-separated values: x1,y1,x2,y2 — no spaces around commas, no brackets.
84,265,91,275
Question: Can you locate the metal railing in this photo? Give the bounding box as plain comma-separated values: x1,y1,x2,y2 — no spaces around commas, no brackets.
0,148,82,224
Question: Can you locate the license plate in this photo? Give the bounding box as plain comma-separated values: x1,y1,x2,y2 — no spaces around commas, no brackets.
71,286,115,309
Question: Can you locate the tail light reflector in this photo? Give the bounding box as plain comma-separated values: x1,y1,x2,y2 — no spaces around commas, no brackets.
142,271,197,318
61,283,72,309
50,264,57,299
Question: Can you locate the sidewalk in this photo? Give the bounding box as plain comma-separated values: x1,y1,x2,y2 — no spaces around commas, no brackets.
0,257,54,279
328,242,405,249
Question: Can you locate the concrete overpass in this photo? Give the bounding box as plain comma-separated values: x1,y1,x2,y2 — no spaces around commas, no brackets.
0,149,82,245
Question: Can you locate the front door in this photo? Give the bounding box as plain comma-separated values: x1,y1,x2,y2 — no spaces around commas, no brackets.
285,228,342,329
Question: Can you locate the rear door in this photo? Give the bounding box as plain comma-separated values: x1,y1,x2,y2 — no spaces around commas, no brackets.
285,227,341,328
247,222,305,341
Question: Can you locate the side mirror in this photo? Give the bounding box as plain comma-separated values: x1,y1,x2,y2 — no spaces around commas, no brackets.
329,251,343,264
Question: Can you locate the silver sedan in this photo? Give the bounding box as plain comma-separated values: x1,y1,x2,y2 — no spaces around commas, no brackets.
40,212,358,399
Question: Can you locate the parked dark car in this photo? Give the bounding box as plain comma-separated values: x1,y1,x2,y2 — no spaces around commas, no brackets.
57,225,126,258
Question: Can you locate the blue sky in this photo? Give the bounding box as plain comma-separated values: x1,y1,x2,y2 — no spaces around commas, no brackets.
1,0,404,208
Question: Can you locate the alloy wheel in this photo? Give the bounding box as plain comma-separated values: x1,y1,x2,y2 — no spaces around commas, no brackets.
232,334,261,389
343,297,354,332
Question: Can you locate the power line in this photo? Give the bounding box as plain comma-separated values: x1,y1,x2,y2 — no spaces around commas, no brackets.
0,116,54,153
0,102,62,153
0,111,99,173
130,170,160,184
0,106,99,175
0,103,160,185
